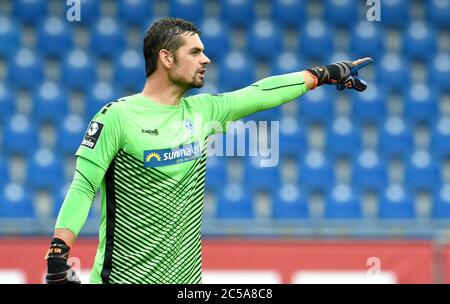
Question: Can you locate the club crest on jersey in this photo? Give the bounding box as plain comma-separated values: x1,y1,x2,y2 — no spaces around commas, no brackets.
184,119,195,135
81,121,104,149
143,141,201,168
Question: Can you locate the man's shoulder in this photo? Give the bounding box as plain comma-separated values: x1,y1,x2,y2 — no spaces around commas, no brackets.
113,93,140,107
91,94,136,123
183,92,225,105
99,94,139,113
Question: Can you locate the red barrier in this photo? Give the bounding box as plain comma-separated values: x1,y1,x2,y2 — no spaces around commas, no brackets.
0,238,97,284
444,244,450,283
203,239,434,284
0,238,435,283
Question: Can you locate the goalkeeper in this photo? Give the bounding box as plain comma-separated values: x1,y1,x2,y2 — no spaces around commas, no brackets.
45,17,373,284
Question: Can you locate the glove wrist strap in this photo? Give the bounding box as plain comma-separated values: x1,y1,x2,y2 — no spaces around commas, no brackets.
45,238,70,261
306,66,330,87
307,61,353,87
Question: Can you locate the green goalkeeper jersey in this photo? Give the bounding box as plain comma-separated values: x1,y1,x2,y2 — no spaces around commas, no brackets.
55,73,308,284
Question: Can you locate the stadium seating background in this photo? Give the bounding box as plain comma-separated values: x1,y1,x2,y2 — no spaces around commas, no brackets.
0,0,449,238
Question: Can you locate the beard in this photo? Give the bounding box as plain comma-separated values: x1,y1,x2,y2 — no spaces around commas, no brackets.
171,72,205,90
170,57,206,89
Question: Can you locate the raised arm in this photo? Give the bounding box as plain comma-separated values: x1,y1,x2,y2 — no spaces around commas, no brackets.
191,57,373,130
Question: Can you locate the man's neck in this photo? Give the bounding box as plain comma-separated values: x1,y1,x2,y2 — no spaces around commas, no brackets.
141,74,186,106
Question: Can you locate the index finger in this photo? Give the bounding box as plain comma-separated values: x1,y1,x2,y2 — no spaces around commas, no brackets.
352,57,374,70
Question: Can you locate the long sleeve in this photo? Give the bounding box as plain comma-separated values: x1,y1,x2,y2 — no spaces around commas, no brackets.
227,71,308,120
185,72,308,134
54,156,106,236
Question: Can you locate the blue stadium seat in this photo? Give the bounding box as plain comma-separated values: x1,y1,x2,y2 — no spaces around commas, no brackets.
326,116,362,159
350,21,385,60
52,182,98,219
78,0,100,25
351,85,387,126
379,116,414,158
378,184,416,219
114,49,146,93
211,132,231,157
0,84,15,124
272,184,309,219
56,115,86,156
0,183,35,218
298,19,334,61
404,83,438,125
325,184,362,219
52,183,70,217
217,183,254,219
0,157,10,186
9,48,44,90
0,16,20,58
272,0,306,28
61,49,96,90
431,117,450,159
52,182,98,220
32,81,68,124
279,117,308,159
37,17,74,58
431,185,450,219
140,16,159,39
170,0,204,24
405,150,440,192
27,149,65,191
298,86,335,124
403,22,437,61
118,0,153,26
13,0,47,25
90,17,126,58
248,20,283,60
244,105,281,122
86,82,119,119
326,52,352,64
205,154,227,191
381,0,410,28
271,52,304,75
429,53,450,91
227,120,280,160
220,0,255,28
324,0,358,28
377,53,411,91
3,115,39,156
200,18,231,61
427,0,450,29
243,157,281,193
218,51,255,91
352,150,388,194
299,150,335,192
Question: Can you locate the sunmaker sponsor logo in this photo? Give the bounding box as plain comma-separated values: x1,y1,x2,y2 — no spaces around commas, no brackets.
143,141,201,168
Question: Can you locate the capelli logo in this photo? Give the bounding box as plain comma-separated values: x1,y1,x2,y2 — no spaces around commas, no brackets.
142,129,159,136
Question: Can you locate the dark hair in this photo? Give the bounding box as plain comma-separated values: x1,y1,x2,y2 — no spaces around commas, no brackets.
143,18,201,77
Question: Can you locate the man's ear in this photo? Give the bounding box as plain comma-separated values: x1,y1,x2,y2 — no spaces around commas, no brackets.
159,49,173,69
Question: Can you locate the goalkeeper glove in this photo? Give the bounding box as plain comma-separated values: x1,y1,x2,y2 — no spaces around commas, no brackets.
45,237,81,284
306,57,374,92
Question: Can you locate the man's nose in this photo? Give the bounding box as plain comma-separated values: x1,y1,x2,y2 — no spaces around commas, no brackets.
202,53,211,65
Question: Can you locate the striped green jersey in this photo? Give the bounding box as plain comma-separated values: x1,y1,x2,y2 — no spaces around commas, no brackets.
76,93,234,284
73,73,307,284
